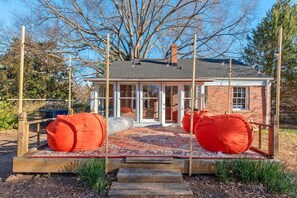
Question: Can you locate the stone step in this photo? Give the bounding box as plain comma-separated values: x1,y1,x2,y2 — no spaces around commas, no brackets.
121,162,176,170
117,168,183,183
108,182,193,197
125,157,174,164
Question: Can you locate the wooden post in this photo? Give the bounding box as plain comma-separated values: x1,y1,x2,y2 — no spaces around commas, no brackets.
105,34,110,174
269,115,278,158
258,125,262,149
275,27,282,142
18,26,25,115
68,56,73,115
227,58,232,113
37,123,40,146
17,112,28,157
189,34,197,176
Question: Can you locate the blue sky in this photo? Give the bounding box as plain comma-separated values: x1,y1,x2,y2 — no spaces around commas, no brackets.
0,0,296,28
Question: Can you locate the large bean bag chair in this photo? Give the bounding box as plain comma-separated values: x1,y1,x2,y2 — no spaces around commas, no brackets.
121,106,132,113
182,110,212,133
195,114,254,154
46,113,106,152
108,117,134,134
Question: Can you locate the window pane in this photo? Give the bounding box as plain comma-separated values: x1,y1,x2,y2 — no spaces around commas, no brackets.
143,99,158,120
98,84,114,97
120,98,136,120
120,84,136,97
143,84,159,98
233,87,247,110
184,99,199,111
98,99,114,117
184,85,199,98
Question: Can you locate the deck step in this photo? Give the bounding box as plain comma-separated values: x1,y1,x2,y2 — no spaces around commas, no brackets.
108,182,193,197
125,157,174,164
117,168,182,183
121,162,176,170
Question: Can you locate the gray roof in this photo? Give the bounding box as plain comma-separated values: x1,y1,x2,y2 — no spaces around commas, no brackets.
107,58,269,80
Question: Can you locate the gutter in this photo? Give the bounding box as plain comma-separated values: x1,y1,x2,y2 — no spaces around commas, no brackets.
84,78,215,82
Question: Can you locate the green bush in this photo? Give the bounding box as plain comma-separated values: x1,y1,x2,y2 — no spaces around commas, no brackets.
215,159,296,196
215,161,231,182
0,101,18,131
75,158,107,193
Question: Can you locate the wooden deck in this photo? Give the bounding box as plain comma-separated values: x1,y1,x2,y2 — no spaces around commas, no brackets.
13,114,277,174
13,154,272,174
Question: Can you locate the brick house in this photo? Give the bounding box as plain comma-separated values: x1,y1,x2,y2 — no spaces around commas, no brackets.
85,45,272,126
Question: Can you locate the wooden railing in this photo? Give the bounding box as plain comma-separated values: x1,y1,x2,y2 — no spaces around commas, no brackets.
250,116,278,159
17,112,55,157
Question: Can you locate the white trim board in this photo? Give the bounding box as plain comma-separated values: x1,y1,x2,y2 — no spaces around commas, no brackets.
204,79,268,86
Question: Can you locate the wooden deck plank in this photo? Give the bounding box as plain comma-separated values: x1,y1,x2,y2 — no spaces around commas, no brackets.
108,189,193,196
121,163,176,170
13,156,271,174
110,182,191,190
125,157,174,164
117,168,182,183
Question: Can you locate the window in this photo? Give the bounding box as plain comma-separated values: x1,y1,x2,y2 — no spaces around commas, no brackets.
233,87,248,110
184,85,200,112
142,84,159,120
97,84,114,116
120,84,137,120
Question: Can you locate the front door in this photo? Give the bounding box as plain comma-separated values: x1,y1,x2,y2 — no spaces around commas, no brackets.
165,86,178,123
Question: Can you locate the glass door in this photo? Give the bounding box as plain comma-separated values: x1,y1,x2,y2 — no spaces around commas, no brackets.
165,86,178,123
142,84,159,121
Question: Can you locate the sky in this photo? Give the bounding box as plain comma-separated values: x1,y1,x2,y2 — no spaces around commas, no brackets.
1,0,296,28
0,0,296,60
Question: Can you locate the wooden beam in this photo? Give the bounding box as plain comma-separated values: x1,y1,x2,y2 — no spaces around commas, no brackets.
18,26,25,115
17,112,28,157
269,115,279,158
68,56,73,114
189,34,197,176
105,34,110,174
274,27,282,158
227,58,232,113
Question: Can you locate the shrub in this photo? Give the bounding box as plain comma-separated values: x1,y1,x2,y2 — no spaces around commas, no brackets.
0,101,18,131
75,158,107,193
215,161,231,182
215,159,296,196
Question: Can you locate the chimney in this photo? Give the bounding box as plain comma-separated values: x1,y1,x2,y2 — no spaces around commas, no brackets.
170,44,178,66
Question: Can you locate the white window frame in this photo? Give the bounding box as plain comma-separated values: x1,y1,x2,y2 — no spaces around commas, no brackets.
183,84,200,110
140,82,161,122
232,86,248,111
96,82,116,117
117,82,138,121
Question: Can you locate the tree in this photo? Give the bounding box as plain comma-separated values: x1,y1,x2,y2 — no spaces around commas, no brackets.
0,38,69,100
242,0,297,123
24,0,257,75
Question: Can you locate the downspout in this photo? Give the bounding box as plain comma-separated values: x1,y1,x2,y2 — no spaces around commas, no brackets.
266,80,271,125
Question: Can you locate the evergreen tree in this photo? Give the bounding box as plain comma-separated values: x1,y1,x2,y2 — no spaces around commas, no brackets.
0,38,69,100
242,0,297,123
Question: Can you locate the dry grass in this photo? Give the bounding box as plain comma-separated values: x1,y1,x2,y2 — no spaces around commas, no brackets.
253,128,297,174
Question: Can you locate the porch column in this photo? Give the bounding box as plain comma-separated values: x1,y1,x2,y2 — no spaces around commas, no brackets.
116,82,120,117
265,80,271,125
178,84,184,127
200,84,205,110
90,83,99,113
114,82,119,117
160,83,165,125
136,82,140,123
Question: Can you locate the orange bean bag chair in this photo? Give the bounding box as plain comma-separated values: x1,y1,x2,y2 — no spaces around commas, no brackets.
194,114,254,154
46,113,106,152
182,110,212,133
121,106,132,113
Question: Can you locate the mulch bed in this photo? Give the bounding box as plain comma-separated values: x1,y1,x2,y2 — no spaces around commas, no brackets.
29,126,265,159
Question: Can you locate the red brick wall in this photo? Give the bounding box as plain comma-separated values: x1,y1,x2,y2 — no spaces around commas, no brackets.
205,86,268,124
